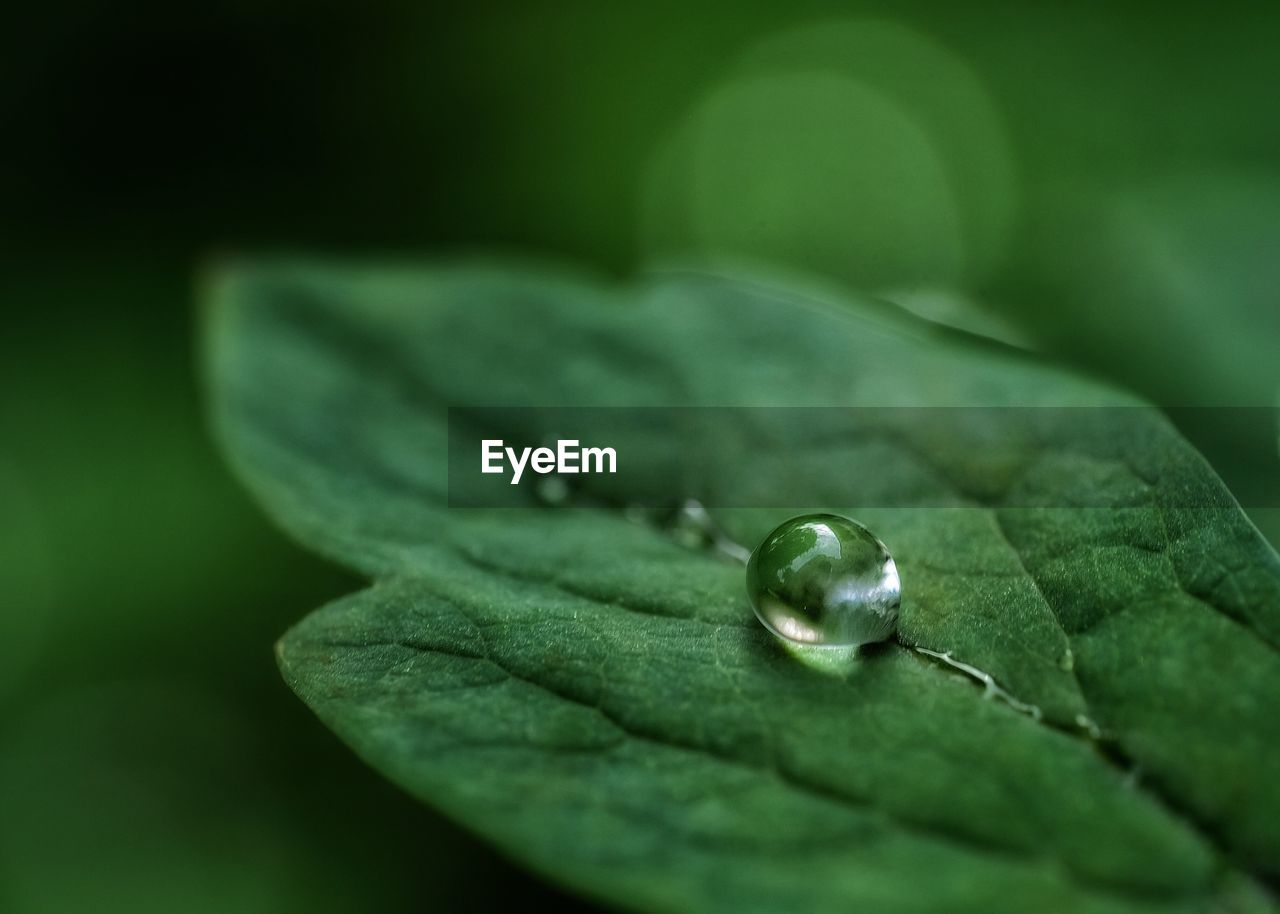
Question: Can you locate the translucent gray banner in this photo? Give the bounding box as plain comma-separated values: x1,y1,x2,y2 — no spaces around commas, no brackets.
446,407,1278,509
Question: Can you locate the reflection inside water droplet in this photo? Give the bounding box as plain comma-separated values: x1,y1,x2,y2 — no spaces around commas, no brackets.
747,514,900,648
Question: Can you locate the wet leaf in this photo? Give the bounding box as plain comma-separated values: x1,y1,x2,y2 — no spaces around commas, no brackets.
206,262,1280,914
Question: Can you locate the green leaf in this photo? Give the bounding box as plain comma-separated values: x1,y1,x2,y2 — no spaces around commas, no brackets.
206,262,1280,914
988,171,1280,548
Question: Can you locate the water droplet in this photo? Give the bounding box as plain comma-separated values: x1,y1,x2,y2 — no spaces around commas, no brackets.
1075,713,1103,740
535,475,571,506
747,514,900,647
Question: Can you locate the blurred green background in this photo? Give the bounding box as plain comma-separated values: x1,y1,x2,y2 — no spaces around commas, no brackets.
2,2,1276,911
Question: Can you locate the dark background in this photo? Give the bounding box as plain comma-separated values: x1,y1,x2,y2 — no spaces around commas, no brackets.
2,2,1277,911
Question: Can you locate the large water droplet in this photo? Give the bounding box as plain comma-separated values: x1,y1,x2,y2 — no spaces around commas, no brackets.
747,513,900,647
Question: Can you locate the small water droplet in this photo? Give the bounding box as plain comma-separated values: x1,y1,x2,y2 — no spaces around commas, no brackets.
747,514,899,647
1058,648,1075,672
1075,713,1103,740
668,499,715,551
651,499,752,563
535,475,571,506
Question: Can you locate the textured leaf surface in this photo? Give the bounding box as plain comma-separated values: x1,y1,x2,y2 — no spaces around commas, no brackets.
206,263,1280,914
